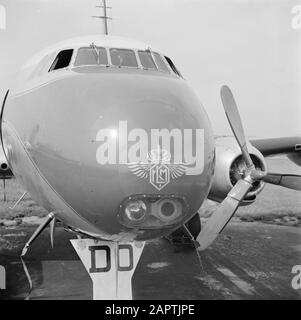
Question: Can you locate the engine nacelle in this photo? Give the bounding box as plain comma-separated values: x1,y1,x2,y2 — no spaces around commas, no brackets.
209,137,267,205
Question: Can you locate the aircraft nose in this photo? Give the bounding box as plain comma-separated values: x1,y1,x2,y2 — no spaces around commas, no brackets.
21,72,214,240
88,74,214,196
84,74,213,238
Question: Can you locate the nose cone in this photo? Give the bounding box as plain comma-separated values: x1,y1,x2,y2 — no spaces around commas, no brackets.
9,69,215,240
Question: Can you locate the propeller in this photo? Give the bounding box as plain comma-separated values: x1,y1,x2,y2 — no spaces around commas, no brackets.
197,179,253,250
263,173,301,191
221,86,301,192
197,85,301,250
220,85,254,169
197,85,266,250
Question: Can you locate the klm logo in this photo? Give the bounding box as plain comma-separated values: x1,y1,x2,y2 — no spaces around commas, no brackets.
96,121,205,191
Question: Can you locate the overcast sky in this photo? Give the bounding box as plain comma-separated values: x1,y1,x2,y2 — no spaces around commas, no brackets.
0,0,300,138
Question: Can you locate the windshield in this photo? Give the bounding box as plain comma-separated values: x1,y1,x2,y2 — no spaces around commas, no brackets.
74,47,108,66
49,49,74,71
165,56,182,77
110,48,138,67
138,50,156,69
72,46,180,77
153,53,170,73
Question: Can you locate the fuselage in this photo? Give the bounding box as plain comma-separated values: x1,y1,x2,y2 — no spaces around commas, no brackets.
1,35,215,241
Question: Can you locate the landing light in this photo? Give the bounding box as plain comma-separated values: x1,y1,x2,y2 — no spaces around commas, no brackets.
157,199,180,222
161,201,175,217
124,200,147,222
118,195,188,229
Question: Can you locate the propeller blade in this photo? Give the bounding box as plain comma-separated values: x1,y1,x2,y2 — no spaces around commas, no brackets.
263,173,301,191
220,85,254,168
197,178,252,251
50,217,56,249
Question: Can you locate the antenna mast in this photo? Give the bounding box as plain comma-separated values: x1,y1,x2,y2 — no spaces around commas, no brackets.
91,0,112,35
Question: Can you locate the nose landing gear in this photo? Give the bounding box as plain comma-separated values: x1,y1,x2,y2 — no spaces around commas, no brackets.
71,239,145,300
165,213,201,248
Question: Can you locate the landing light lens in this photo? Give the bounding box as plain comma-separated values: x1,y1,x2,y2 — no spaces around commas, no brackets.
124,200,147,222
157,199,180,222
161,202,175,217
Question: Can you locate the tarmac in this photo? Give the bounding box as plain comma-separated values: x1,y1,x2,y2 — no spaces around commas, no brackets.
0,222,300,300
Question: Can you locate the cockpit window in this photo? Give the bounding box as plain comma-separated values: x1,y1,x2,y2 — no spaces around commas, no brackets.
153,53,170,73
49,49,73,71
138,50,156,69
165,56,182,77
74,47,108,66
110,48,138,67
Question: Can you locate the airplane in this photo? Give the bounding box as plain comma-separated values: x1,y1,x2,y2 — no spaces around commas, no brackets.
0,34,300,299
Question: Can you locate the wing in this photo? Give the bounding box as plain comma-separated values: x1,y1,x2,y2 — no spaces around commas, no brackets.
250,136,301,157
127,163,151,179
250,136,301,189
168,164,186,179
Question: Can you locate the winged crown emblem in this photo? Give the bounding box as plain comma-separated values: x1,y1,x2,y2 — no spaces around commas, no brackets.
127,146,189,190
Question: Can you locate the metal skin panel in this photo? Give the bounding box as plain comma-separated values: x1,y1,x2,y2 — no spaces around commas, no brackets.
2,54,215,242
2,120,106,237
